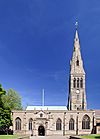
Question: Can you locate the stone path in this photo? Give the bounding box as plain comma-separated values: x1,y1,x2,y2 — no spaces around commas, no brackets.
30,136,69,139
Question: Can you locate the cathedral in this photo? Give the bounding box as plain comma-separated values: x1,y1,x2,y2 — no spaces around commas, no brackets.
12,27,99,136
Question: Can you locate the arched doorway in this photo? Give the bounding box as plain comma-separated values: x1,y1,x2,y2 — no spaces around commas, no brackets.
38,125,45,136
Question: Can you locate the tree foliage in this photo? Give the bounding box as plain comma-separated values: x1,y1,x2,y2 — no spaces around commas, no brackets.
0,84,6,108
0,84,12,131
0,85,22,134
2,88,22,110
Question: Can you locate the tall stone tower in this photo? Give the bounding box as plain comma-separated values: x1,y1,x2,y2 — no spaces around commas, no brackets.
68,26,87,111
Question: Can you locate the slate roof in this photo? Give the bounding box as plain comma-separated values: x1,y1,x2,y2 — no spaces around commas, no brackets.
26,106,67,111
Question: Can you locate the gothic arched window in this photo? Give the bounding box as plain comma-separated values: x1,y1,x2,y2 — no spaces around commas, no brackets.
56,118,62,130
80,78,83,88
69,118,74,130
82,115,90,129
76,60,79,66
29,118,33,130
73,78,76,88
15,117,21,130
77,78,79,88
40,113,43,117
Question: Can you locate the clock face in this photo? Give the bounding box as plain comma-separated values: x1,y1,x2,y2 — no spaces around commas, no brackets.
76,89,79,94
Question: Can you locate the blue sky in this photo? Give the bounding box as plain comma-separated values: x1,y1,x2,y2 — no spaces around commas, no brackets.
0,0,100,109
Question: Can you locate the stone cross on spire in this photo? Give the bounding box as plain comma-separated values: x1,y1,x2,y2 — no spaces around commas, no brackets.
74,21,80,51
75,21,78,29
75,21,79,41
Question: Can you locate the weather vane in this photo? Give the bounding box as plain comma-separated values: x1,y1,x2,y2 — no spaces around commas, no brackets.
75,21,78,29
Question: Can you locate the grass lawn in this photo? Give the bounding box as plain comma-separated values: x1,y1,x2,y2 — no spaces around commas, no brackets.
81,134,100,139
0,135,20,139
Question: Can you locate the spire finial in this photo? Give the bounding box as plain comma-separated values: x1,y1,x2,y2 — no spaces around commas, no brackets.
75,21,79,40
75,21,78,30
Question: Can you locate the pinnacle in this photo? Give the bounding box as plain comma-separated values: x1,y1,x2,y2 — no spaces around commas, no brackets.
75,29,79,40
74,29,80,50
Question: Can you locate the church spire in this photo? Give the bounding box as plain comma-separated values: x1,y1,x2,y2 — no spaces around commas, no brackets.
68,23,87,111
75,29,79,41
75,21,79,39
74,22,80,50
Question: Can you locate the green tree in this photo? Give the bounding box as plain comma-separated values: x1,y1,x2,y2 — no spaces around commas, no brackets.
0,84,6,108
0,84,12,131
2,88,22,110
